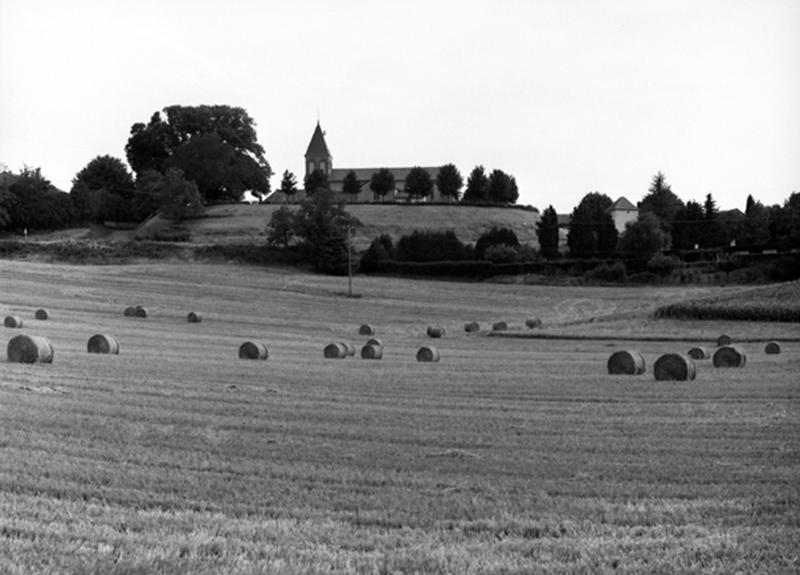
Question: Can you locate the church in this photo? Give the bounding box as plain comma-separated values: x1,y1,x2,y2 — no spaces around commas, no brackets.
273,122,446,203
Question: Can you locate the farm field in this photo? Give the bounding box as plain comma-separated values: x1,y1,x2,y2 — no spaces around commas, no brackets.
1,260,799,574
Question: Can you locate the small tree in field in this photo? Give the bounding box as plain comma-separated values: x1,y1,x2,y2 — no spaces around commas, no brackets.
436,163,463,203
404,167,433,202
536,205,560,259
266,206,295,248
369,168,395,201
279,170,298,201
292,188,360,274
462,165,489,203
341,170,362,201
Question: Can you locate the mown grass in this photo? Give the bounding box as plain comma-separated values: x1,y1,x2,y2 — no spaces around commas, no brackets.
0,261,798,574
654,280,800,322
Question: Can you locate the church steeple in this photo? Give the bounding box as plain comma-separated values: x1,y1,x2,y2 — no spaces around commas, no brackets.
304,121,332,177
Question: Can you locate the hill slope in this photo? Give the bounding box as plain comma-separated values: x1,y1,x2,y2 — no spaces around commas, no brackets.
180,203,541,250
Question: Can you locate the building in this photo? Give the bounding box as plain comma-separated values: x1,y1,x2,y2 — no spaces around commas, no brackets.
295,122,445,203
607,196,638,234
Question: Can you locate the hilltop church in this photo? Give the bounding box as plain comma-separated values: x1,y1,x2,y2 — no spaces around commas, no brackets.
270,122,445,203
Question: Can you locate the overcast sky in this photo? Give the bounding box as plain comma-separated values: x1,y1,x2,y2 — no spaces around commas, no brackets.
1,0,798,213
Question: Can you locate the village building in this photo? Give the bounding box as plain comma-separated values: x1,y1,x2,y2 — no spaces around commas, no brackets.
607,196,639,234
269,122,444,203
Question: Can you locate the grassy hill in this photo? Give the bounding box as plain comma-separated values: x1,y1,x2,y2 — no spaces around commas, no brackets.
178,203,541,250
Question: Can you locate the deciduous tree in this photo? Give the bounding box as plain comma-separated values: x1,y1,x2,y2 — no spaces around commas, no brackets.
639,171,684,240
618,212,665,260
304,168,329,195
71,155,136,221
341,170,362,200
266,206,295,248
369,168,395,201
566,192,618,258
292,188,360,274
536,205,560,259
404,167,433,202
278,170,298,201
462,165,489,203
435,163,463,203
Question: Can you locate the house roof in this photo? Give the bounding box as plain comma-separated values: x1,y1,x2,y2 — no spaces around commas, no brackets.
609,196,637,211
328,166,441,183
305,122,331,159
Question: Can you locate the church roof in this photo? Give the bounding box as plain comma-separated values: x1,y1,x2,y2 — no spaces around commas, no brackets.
609,196,637,211
328,166,441,183
305,122,331,158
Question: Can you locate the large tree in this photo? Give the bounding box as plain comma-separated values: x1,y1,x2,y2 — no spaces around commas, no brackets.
70,155,136,221
292,188,360,274
404,167,433,202
369,168,395,201
462,165,489,203
341,170,362,201
618,212,665,260
1,167,75,231
125,105,271,203
132,168,203,221
487,169,518,204
435,163,463,203
566,192,619,258
639,171,684,240
536,205,560,259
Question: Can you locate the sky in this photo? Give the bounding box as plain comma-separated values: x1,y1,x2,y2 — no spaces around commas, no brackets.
1,0,798,213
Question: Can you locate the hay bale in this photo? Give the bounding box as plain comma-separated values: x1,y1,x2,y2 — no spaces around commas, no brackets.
653,353,696,381
343,343,356,356
764,341,781,355
34,309,49,320
426,325,445,338
713,345,747,368
4,316,23,328
361,343,383,360
606,350,646,375
716,334,732,347
7,334,54,363
87,334,120,355
324,342,348,359
416,346,440,362
464,321,480,333
239,341,268,360
123,306,137,317
525,317,542,329
187,311,202,323
492,321,508,331
687,346,711,360
134,306,148,318
365,337,382,347
358,324,376,336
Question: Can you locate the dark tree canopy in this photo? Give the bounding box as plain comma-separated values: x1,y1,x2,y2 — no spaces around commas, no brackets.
279,170,298,198
266,205,296,248
125,105,271,203
435,163,463,202
404,167,434,201
70,155,135,221
304,168,329,194
341,170,363,199
639,171,684,237
536,205,560,259
566,192,619,258
462,165,489,203
292,188,360,274
1,167,75,231
671,200,706,250
369,168,395,201
743,194,770,245
475,226,520,260
132,168,203,221
618,211,665,259
487,169,518,204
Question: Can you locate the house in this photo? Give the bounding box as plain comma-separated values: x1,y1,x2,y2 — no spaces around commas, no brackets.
270,122,445,203
607,196,638,234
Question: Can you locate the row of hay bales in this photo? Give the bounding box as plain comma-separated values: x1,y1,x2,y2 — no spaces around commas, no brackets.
607,338,783,381
6,333,121,364
424,317,543,337
4,309,51,328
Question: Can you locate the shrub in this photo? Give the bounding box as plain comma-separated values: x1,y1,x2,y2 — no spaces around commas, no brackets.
359,234,395,273
475,226,519,260
768,255,800,281
586,261,627,283
483,244,519,264
395,230,470,262
647,253,680,276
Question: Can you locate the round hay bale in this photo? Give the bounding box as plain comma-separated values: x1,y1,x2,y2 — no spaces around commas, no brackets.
123,306,138,317
324,342,348,359
187,311,202,323
365,337,382,347
464,321,480,333
426,325,445,338
7,334,54,364
653,353,696,381
361,344,383,360
525,317,542,329
716,334,732,347
687,346,711,360
4,316,23,328
713,345,747,368
87,334,120,355
358,324,376,336
416,346,440,362
134,306,148,318
492,321,508,332
239,341,268,360
764,341,781,355
606,350,646,375
34,308,49,320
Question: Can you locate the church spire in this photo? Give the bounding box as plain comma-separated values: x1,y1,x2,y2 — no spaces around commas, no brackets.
304,121,332,177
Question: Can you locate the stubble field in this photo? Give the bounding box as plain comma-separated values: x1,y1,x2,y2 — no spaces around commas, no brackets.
1,261,798,574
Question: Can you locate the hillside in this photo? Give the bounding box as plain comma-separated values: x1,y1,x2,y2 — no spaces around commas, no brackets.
179,203,541,250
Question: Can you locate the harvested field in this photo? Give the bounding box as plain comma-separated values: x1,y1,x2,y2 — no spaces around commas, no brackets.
0,261,798,574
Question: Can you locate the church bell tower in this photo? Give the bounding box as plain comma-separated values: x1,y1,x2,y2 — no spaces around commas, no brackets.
304,121,332,177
